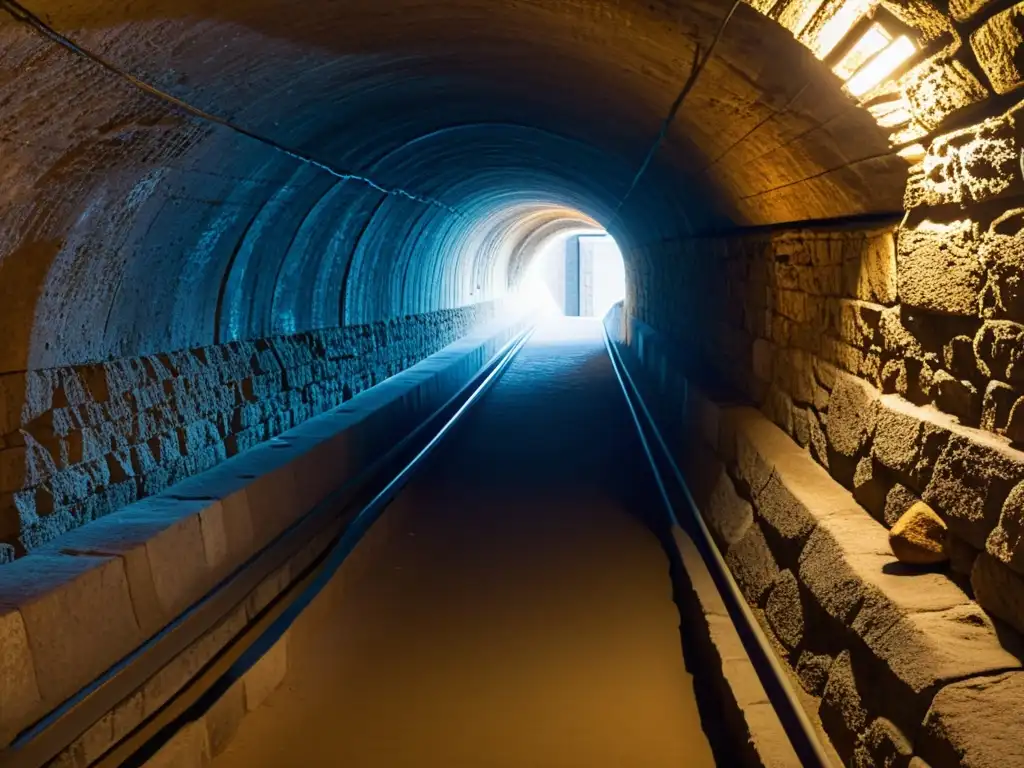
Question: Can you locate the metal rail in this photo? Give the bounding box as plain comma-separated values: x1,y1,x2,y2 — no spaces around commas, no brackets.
3,324,534,768
602,324,833,768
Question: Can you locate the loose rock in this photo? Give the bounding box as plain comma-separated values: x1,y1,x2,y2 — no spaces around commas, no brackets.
889,502,948,564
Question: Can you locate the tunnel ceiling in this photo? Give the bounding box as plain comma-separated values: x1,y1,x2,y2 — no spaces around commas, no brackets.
0,0,907,371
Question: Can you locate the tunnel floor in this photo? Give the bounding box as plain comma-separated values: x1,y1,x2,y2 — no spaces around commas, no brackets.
211,318,714,768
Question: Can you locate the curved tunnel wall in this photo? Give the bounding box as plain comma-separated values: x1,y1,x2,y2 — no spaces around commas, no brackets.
1,0,1015,558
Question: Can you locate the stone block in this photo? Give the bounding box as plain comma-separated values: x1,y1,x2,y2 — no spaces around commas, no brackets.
765,569,803,652
919,672,1024,768
853,717,913,768
873,396,951,492
795,650,832,696
907,101,1020,209
947,533,979,576
703,470,754,551
761,385,795,436
924,433,1024,549
853,457,889,523
242,459,302,550
859,232,898,305
950,0,998,20
897,221,981,316
857,601,1019,727
933,370,981,425
725,522,780,606
986,479,1024,574
0,554,142,708
827,374,879,459
0,607,42,746
809,409,829,469
980,210,1024,322
974,320,1024,383
884,483,918,528
972,4,1024,94
755,470,819,566
982,381,1020,433
1010,397,1024,444
972,551,1024,633
819,650,868,763
244,633,288,712
43,496,215,638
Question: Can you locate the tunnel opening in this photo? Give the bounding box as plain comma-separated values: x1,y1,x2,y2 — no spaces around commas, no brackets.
517,227,625,320
2,0,1024,762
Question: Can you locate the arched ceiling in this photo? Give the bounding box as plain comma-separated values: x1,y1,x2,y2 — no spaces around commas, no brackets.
0,0,907,371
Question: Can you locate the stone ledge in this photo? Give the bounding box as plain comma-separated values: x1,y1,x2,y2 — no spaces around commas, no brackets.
672,527,802,768
606,308,1024,767
0,316,525,748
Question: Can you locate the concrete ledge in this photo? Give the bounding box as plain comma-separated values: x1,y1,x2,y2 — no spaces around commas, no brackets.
0,315,526,749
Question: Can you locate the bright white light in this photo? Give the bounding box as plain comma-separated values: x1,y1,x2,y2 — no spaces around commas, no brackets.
518,233,574,317
813,0,873,58
845,35,916,97
833,23,891,79
868,98,912,127
898,143,926,162
579,236,626,318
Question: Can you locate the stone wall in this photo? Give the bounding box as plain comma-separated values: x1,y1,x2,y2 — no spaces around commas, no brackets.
0,302,503,561
630,212,1024,629
608,306,1024,767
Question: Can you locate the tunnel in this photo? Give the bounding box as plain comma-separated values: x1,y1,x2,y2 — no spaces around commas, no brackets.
1,0,1024,765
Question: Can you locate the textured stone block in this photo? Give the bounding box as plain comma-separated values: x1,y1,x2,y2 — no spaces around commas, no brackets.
901,54,988,130
982,380,1020,433
819,650,867,762
0,607,42,746
933,370,981,425
756,471,818,565
974,320,1024,383
42,497,215,638
703,470,754,550
827,374,879,459
972,551,1024,633
924,433,1024,549
873,396,951,492
919,672,1024,768
986,479,1024,574
853,717,912,768
725,522,780,605
908,104,1020,209
765,569,803,652
981,210,1024,323
897,222,981,316
0,554,142,708
972,3,1024,94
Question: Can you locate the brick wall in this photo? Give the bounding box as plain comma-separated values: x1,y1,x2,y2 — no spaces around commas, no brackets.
0,302,503,560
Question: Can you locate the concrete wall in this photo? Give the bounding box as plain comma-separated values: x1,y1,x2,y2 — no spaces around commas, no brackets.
0,302,504,560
